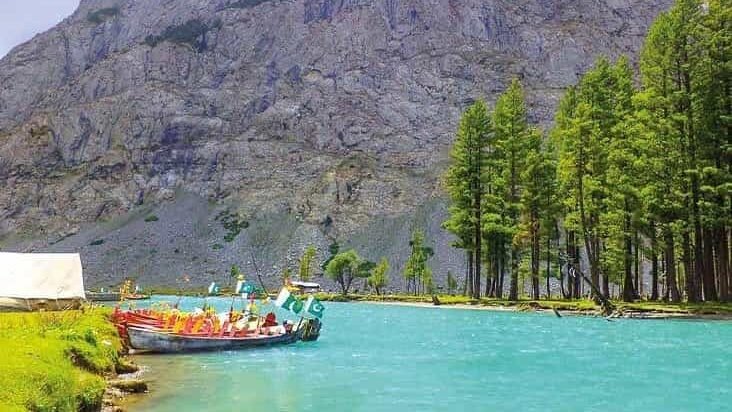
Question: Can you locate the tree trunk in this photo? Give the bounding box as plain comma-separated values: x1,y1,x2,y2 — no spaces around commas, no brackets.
635,230,641,299
491,248,500,298
473,188,482,300
683,230,697,302
717,227,729,302
531,214,540,300
497,247,505,299
650,222,659,301
485,255,492,297
509,247,519,301
546,231,552,300
623,209,635,302
466,251,473,297
702,227,718,301
569,231,581,299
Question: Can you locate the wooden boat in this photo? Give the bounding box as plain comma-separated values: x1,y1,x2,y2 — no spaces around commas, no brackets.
126,318,321,353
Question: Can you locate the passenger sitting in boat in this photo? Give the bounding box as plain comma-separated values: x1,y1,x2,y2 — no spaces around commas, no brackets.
263,312,277,327
284,320,293,333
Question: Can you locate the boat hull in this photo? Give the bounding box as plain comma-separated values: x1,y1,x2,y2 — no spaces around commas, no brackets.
127,327,301,353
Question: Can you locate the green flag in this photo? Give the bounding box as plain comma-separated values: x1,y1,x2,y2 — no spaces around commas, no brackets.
274,287,303,314
303,296,325,319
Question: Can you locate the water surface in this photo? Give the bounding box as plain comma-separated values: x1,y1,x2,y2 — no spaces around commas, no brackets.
128,296,731,412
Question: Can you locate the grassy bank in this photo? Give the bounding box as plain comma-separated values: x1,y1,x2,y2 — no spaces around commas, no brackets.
0,308,123,412
313,293,732,316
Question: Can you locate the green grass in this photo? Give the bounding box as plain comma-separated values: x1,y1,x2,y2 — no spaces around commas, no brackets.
0,308,123,412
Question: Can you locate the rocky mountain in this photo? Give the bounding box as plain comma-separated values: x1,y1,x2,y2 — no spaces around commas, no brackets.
0,0,671,290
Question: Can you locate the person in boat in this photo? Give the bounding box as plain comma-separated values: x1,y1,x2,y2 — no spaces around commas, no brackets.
263,312,277,327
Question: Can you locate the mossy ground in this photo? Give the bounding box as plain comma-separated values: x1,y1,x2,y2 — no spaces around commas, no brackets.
0,308,122,412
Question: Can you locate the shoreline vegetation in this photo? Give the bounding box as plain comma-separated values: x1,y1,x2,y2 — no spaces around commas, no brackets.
133,290,732,319
0,308,144,412
313,293,732,320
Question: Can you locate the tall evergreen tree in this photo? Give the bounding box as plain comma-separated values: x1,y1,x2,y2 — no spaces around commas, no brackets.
519,128,556,300
403,230,434,295
444,100,492,299
298,245,317,281
492,79,533,301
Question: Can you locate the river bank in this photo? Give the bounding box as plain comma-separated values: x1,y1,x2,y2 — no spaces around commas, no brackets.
126,289,732,319
0,308,144,412
312,293,732,320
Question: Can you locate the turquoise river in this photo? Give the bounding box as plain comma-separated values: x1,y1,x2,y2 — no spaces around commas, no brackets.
127,296,731,412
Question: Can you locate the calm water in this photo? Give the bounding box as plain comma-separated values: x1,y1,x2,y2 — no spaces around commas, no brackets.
128,296,731,412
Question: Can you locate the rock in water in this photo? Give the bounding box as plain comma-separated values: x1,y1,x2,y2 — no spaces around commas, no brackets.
0,0,673,289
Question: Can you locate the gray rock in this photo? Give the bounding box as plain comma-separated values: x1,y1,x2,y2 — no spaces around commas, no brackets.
0,0,672,289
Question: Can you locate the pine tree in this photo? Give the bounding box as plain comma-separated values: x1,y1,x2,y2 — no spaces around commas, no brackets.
520,129,557,300
602,57,643,302
492,79,533,301
298,245,317,281
638,0,730,302
403,230,434,295
368,258,390,295
443,100,492,299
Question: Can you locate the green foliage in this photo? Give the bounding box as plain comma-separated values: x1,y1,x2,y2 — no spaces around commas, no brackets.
321,240,340,270
144,18,222,52
282,267,292,283
443,100,492,244
212,243,223,250
403,230,434,295
443,99,492,298
87,7,119,24
144,214,159,222
325,249,367,295
446,271,458,295
490,78,537,300
368,258,390,295
216,210,249,242
230,264,241,280
298,245,317,281
0,309,122,412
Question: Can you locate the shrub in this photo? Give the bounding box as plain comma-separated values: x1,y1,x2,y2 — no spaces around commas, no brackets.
87,7,120,24
144,18,221,52
227,0,272,9
216,210,249,242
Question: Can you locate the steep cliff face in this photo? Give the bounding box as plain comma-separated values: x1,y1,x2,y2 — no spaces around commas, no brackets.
0,0,671,288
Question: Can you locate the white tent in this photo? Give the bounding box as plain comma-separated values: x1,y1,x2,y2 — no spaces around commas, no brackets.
0,252,86,311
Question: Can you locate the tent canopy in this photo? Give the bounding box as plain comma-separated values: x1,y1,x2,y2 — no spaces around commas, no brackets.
0,252,85,300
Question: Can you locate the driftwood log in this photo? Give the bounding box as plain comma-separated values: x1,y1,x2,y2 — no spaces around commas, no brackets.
559,254,615,316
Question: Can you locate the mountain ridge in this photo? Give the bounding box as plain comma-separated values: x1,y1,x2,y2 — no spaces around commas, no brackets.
0,0,672,289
